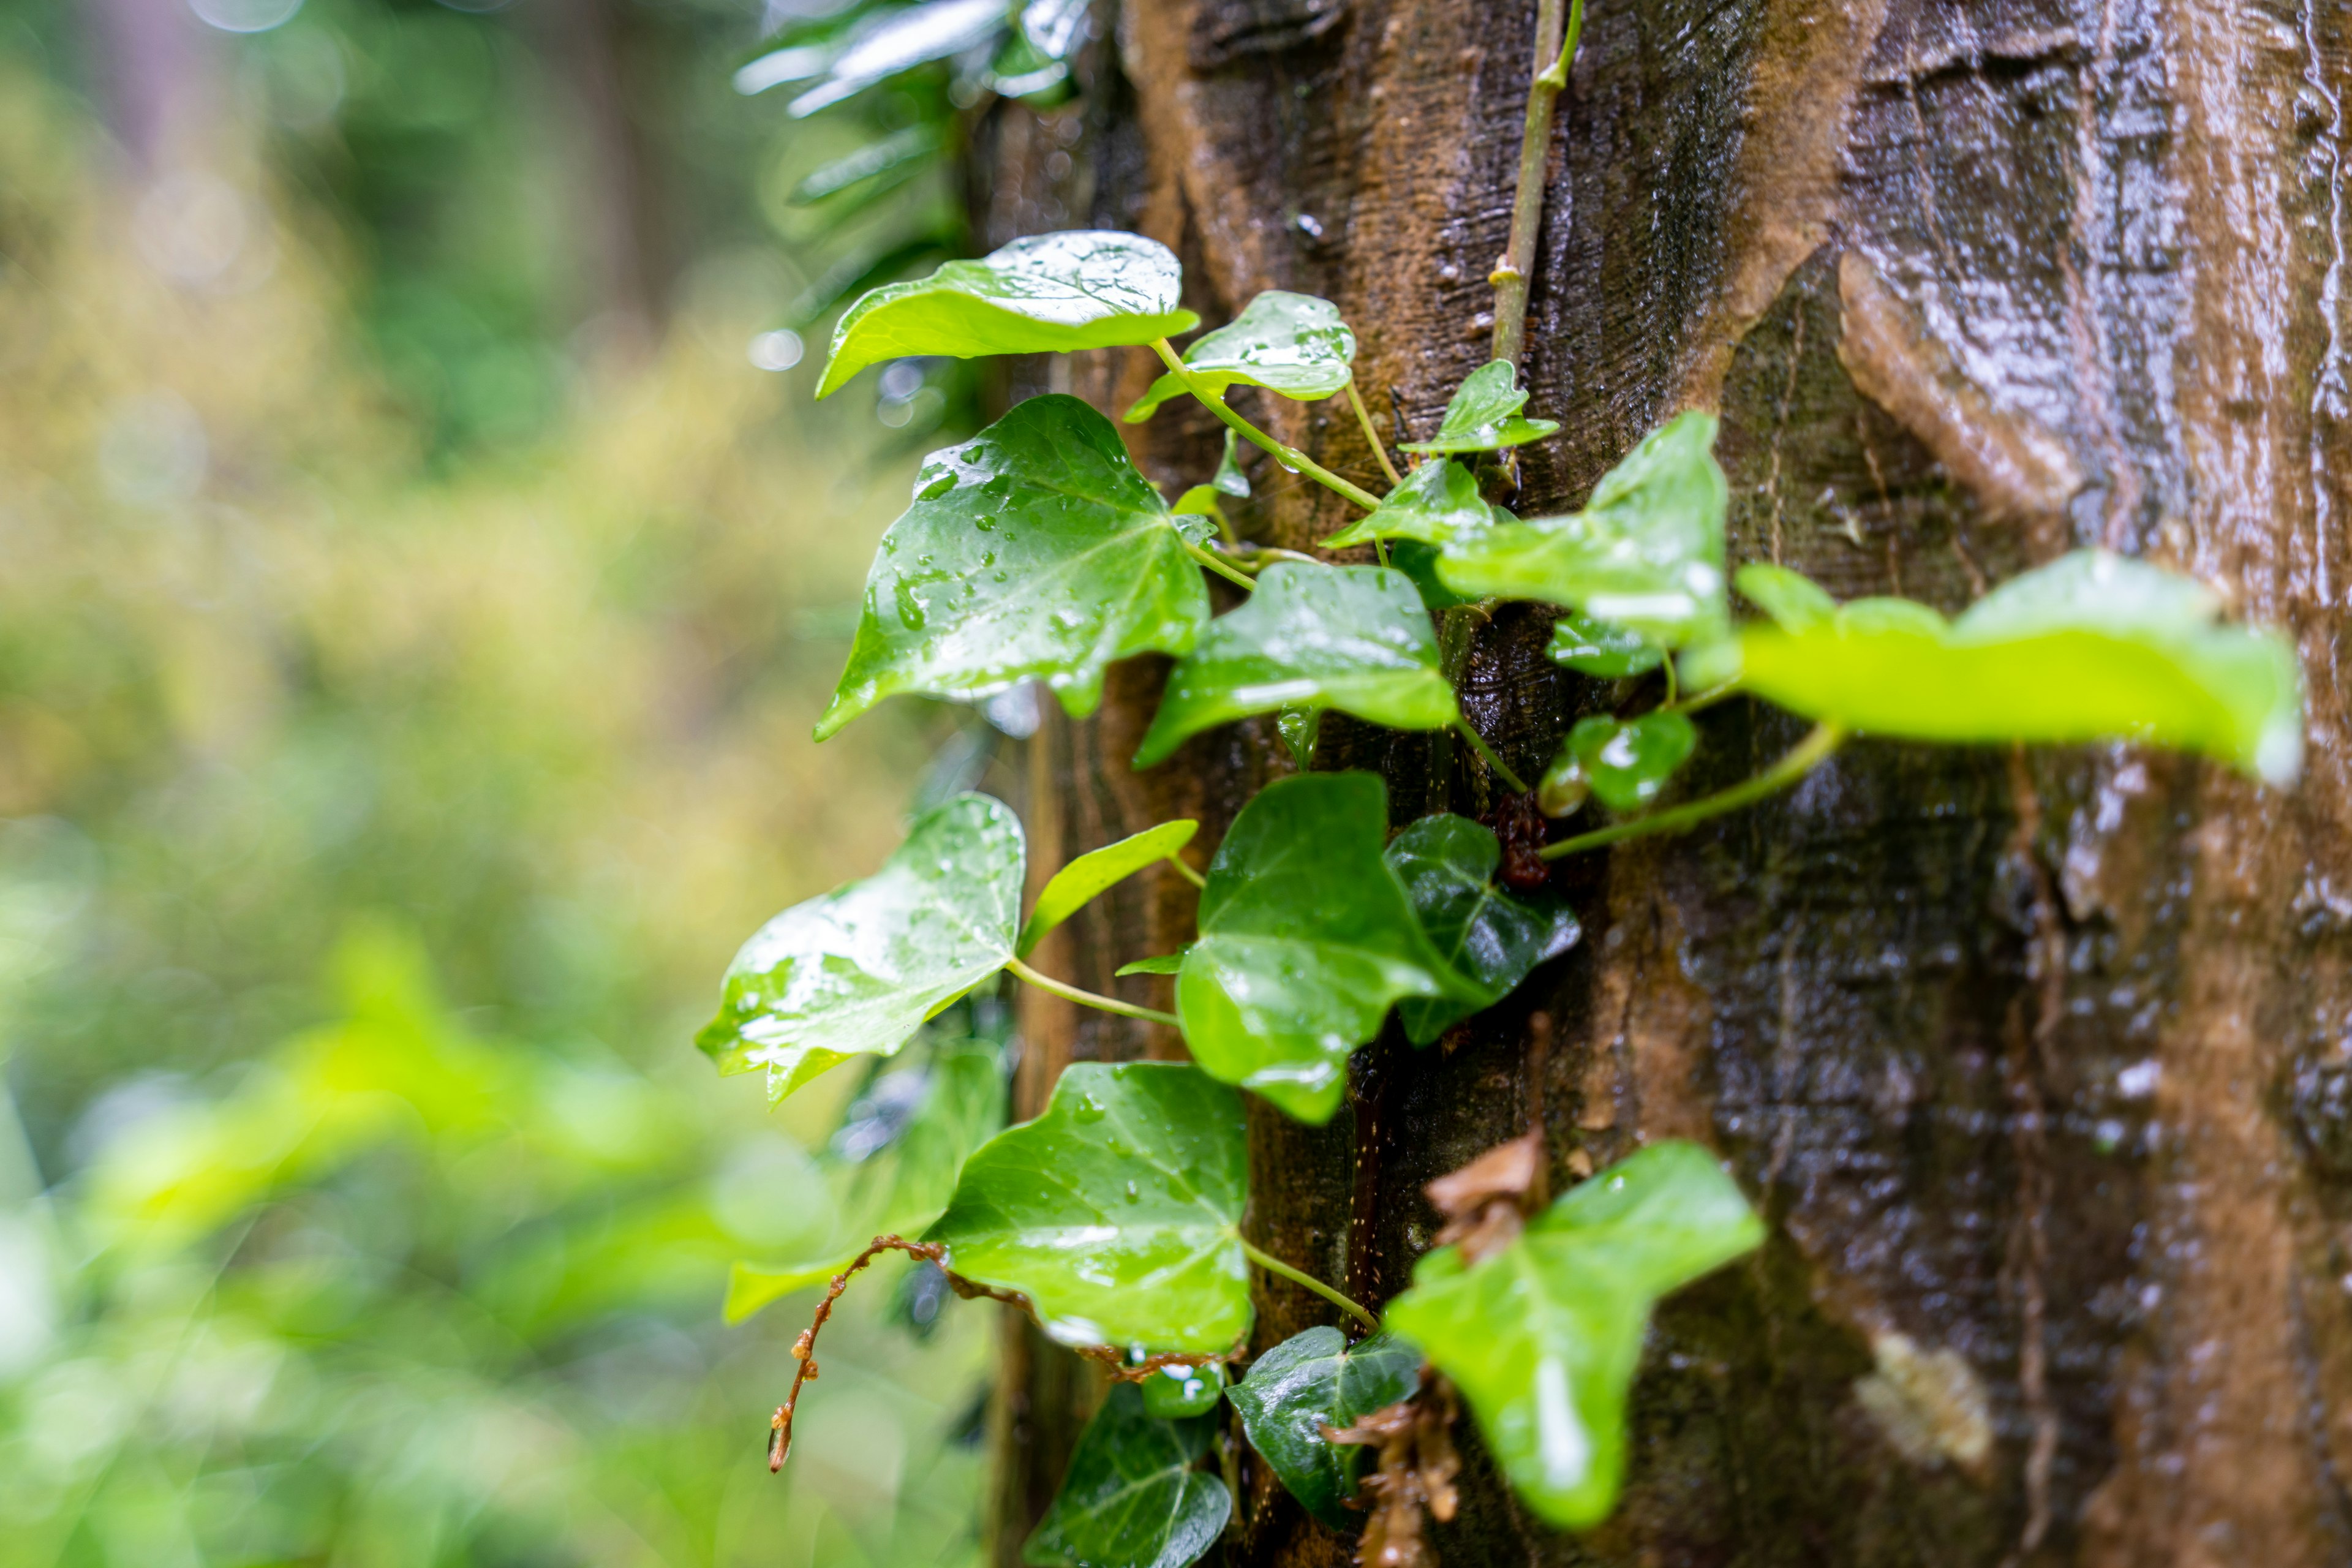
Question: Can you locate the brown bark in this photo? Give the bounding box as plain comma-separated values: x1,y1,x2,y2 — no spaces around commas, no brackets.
981,1,2352,1563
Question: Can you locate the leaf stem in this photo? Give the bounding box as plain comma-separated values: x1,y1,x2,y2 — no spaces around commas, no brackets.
1166,855,1208,891
1345,380,1404,489
1182,537,1259,592
1453,719,1532,795
1239,1238,1379,1330
1005,956,1183,1028
1490,0,1582,369
1152,339,1384,513
1539,720,1845,860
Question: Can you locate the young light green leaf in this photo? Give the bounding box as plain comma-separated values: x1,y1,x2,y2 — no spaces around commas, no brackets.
1172,485,1227,520
818,394,1213,739
1126,291,1357,422
1139,1360,1228,1419
1277,704,1321,770
818,232,1200,396
1117,951,1189,976
1177,774,1480,1124
1384,816,1580,1046
1324,459,1491,549
1019,821,1200,956
1686,549,2305,784
1547,612,1664,677
1544,712,1698,815
1438,412,1727,647
1226,1327,1421,1528
1023,1384,1231,1568
1135,564,1458,767
925,1061,1250,1354
1398,360,1561,454
1213,429,1251,497
724,1039,1006,1321
698,794,1022,1104
1734,562,1836,632
1383,1141,1763,1530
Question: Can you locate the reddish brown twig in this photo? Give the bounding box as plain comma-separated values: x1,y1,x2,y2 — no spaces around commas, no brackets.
1074,1339,1249,1382
768,1235,944,1472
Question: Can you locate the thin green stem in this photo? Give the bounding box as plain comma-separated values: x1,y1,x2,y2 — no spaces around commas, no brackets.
1005,956,1182,1028
1183,537,1259,592
1662,682,1739,717
1239,1238,1379,1330
1491,0,1582,369
1539,720,1845,861
1662,652,1679,706
1166,855,1207,891
1152,340,1384,513
1453,719,1532,795
1345,380,1404,489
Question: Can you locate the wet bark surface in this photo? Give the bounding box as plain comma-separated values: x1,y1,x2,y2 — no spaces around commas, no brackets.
980,1,2352,1562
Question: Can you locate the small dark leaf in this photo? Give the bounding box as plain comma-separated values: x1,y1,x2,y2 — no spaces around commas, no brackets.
1544,713,1699,815
1227,1327,1421,1528
1023,1384,1231,1568
1384,816,1580,1045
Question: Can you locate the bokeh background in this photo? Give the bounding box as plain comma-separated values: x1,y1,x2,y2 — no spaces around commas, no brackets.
0,0,1039,1561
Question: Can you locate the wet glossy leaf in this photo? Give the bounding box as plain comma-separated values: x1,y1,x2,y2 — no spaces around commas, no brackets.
1734,563,1836,632
1685,549,2305,784
1127,291,1357,421
1117,951,1189,976
1277,704,1320,770
1439,412,1727,647
1384,816,1580,1046
1547,612,1664,678
818,395,1213,739
925,1061,1250,1353
697,794,1022,1103
1135,565,1458,767
723,1039,1006,1319
1213,429,1251,497
818,232,1199,396
1398,361,1561,454
1383,1142,1763,1529
1023,1384,1231,1568
1544,712,1698,815
1324,459,1490,549
784,0,1008,119
1139,1360,1228,1419
1227,1327,1421,1527
1177,774,1479,1124
1020,821,1200,957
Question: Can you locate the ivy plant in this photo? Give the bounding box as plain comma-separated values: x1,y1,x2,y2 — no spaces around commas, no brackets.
1023,1384,1231,1568
1383,815,1580,1044
1125,290,1356,423
1227,1327,1420,1527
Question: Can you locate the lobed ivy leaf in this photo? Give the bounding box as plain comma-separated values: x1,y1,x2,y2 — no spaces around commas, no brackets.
1177,774,1480,1124
1227,1327,1421,1528
1384,815,1580,1045
1140,1360,1228,1419
1439,412,1728,647
1548,612,1665,677
698,794,1022,1103
925,1061,1250,1354
1544,712,1698,815
1126,291,1357,422
817,232,1200,397
723,1038,1006,1320
1685,550,2305,784
1383,1142,1764,1529
1324,459,1491,549
817,395,1214,740
1398,361,1561,453
1023,1384,1231,1568
1135,564,1458,767
1019,821,1200,957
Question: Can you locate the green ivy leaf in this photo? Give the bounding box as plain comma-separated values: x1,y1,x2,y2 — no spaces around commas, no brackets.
723,1039,1006,1320
1213,429,1251,497
1398,361,1561,454
1547,612,1664,677
1177,774,1479,1124
925,1061,1250,1353
818,232,1200,397
1126,291,1357,422
697,794,1022,1103
818,395,1213,740
1687,549,2305,784
1543,712,1698,815
1439,412,1727,647
1019,821,1200,956
1390,538,1475,612
771,0,1009,118
1383,1142,1763,1530
1226,1327,1421,1528
1116,951,1189,976
1384,816,1580,1046
1733,563,1836,632
1023,1384,1231,1568
1324,459,1491,549
1139,1360,1228,1419
1135,564,1458,767
1277,704,1321,770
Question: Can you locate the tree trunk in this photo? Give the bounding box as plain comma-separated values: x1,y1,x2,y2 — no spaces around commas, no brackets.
982,1,2352,1563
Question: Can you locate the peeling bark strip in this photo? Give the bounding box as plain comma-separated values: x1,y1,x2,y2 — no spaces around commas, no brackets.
975,0,2352,1562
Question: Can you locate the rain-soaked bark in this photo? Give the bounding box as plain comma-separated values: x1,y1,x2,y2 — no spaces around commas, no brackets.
979,1,2352,1563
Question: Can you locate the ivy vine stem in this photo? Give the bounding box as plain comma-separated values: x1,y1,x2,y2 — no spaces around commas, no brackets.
1453,719,1533,795
1150,339,1385,513
1344,381,1405,489
1182,537,1259,591
1238,1238,1379,1330
1490,0,1583,368
1539,719,1845,861
1005,956,1183,1028
1166,855,1208,891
